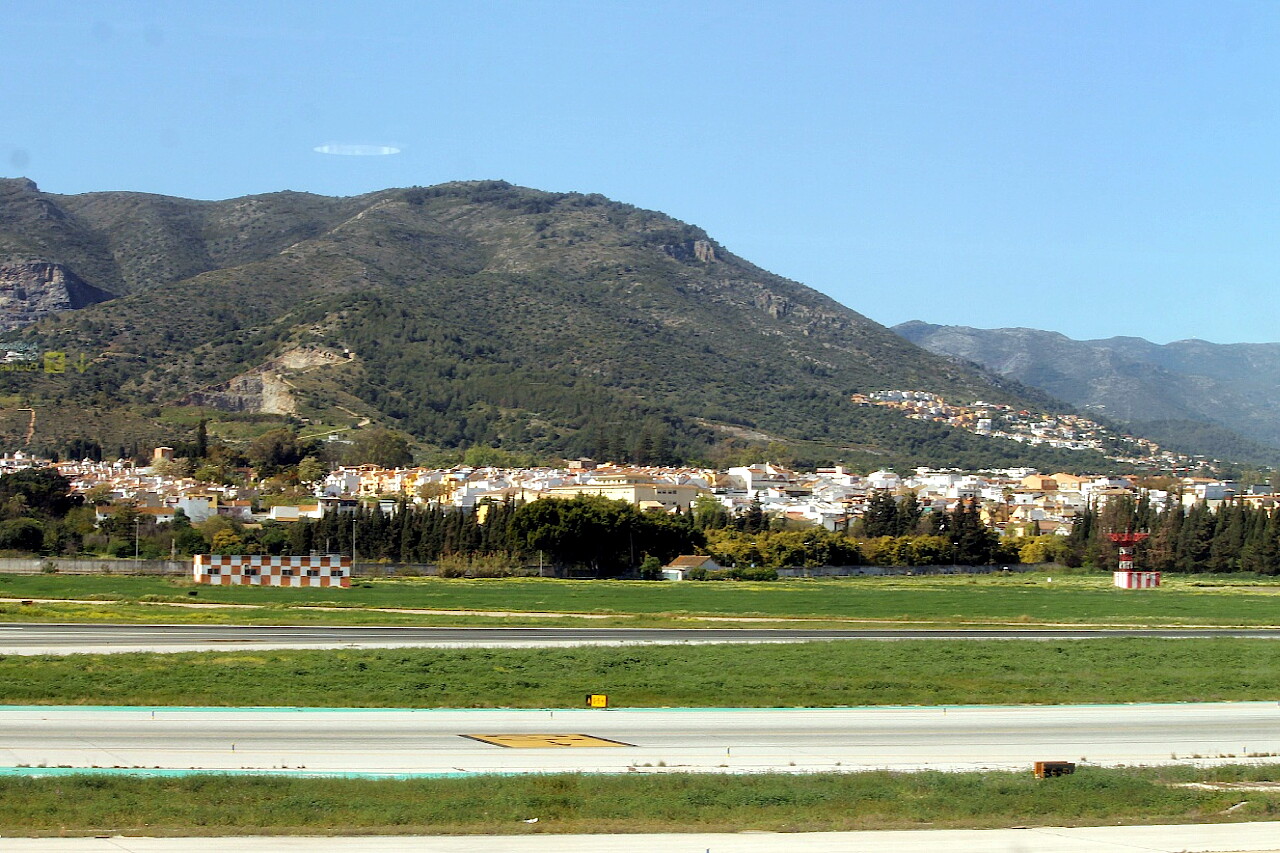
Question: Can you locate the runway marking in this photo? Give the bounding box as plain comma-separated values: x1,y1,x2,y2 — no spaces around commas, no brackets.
462,734,634,748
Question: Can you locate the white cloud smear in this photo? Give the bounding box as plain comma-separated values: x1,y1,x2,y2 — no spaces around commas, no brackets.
314,144,401,156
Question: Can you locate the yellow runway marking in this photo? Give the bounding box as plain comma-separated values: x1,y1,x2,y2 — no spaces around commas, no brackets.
463,733,634,748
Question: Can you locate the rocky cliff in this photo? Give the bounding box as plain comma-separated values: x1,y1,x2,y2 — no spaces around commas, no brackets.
0,260,114,330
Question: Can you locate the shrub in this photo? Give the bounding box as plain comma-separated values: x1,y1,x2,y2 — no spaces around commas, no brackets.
691,566,778,582
0,518,45,554
730,566,778,581
436,552,524,578
638,555,663,580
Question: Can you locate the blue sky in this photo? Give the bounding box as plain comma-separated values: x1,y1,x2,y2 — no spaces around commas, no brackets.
5,1,1278,344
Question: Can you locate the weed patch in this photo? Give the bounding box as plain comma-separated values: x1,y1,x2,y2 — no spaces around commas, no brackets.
2,766,1279,836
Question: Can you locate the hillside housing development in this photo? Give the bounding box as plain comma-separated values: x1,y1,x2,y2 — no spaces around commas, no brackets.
854,391,1196,467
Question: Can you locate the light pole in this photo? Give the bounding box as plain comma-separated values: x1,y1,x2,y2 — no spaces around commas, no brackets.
133,516,140,561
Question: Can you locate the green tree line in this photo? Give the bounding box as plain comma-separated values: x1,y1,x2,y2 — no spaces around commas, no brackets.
1066,494,1280,574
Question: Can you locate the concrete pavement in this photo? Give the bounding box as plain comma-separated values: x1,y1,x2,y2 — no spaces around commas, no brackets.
5,622,1280,655
4,702,1280,775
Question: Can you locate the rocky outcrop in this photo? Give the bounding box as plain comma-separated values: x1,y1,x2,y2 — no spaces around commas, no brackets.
663,238,718,263
180,346,351,414
182,373,268,413
0,259,115,330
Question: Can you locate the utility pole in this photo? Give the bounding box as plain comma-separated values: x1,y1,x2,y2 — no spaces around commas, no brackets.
134,516,140,561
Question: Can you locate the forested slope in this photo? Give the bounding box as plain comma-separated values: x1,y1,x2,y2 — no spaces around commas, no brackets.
0,179,1106,469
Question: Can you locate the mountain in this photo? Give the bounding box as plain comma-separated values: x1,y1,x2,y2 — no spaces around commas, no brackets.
894,321,1280,466
0,177,1109,470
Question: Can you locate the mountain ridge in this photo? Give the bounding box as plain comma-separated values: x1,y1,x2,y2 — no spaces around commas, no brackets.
0,179,1115,470
895,320,1280,466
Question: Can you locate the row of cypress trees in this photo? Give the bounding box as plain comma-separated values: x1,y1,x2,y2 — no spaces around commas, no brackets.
1070,495,1280,574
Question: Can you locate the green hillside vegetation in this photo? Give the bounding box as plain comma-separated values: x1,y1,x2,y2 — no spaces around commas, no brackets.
1,178,1114,469
1127,419,1280,470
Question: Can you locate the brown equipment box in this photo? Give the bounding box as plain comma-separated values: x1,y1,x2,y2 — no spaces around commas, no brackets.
1034,761,1076,778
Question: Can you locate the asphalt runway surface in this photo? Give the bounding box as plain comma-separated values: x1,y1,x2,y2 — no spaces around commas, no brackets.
4,702,1279,775
5,622,1280,654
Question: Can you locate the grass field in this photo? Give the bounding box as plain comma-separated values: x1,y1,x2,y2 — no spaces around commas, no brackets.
2,571,1280,628
3,765,1279,836
0,599,655,628
1,638,1277,707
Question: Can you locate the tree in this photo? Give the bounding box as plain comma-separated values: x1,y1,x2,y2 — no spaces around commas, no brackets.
65,438,103,462
1018,534,1073,565
895,492,923,536
82,484,115,504
692,494,731,530
739,498,766,534
948,498,1000,565
462,444,520,469
1176,501,1215,572
1144,503,1183,572
296,456,326,485
705,527,860,569
211,528,246,555
247,429,315,475
0,518,45,552
99,504,139,540
345,428,413,468
0,468,78,517
857,490,899,538
639,554,663,580
194,419,209,459
151,457,191,479
1065,505,1095,565
510,495,699,575
1207,501,1247,573
197,515,239,549
170,509,207,555
418,481,454,504
55,506,98,555
860,535,905,566
1240,509,1280,575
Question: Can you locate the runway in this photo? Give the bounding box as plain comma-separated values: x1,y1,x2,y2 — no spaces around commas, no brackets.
3,702,1278,776
4,622,1280,654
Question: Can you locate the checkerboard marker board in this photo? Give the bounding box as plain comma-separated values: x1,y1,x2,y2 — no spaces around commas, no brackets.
192,554,351,588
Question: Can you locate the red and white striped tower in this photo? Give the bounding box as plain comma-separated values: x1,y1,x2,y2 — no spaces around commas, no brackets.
1108,531,1158,588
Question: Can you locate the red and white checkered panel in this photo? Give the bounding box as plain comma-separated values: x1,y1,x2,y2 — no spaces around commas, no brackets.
192,554,351,588
1113,571,1161,589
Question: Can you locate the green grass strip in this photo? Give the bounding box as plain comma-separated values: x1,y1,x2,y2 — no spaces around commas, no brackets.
2,639,1278,707
4,572,1280,628
4,766,1280,836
